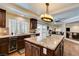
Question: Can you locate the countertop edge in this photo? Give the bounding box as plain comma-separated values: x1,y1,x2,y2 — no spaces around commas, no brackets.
0,33,40,39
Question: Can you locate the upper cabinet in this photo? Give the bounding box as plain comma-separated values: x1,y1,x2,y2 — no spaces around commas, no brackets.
0,9,6,28
30,18,37,30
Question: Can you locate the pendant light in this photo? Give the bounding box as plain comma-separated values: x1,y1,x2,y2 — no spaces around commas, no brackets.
40,3,53,22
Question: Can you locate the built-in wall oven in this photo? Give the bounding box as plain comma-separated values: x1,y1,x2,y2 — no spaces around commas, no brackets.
8,37,17,53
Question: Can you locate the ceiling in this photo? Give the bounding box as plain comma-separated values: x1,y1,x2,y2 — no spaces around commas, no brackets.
0,3,79,24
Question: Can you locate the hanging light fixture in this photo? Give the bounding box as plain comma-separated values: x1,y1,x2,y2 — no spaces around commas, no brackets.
40,3,53,22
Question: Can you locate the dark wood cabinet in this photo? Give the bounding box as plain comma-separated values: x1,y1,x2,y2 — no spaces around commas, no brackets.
0,9,6,28
17,35,30,50
25,40,64,56
17,36,25,50
55,45,61,56
31,44,40,56
0,34,39,55
66,32,79,41
54,44,62,56
46,40,64,56
30,18,37,29
0,38,9,54
25,41,41,56
25,41,31,56
0,36,25,55
54,40,64,56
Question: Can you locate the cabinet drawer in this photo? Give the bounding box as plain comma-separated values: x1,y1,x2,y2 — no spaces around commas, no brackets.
0,38,9,43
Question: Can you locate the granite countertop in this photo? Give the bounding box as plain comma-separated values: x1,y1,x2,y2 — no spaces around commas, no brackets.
0,33,39,39
24,35,64,50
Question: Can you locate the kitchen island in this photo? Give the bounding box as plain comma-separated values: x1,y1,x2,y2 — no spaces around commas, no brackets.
24,35,64,56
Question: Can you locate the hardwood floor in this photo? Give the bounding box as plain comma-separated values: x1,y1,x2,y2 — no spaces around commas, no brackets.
64,39,79,56
9,52,25,56
9,49,25,56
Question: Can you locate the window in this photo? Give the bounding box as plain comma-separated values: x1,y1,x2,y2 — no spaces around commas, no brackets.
9,19,17,35
42,25,48,39
36,22,48,41
8,19,29,35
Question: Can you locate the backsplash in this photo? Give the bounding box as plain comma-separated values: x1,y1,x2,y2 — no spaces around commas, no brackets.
30,29,36,33
0,28,9,35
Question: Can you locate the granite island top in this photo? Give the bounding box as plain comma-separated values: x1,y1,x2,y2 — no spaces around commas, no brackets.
0,33,39,39
24,35,64,50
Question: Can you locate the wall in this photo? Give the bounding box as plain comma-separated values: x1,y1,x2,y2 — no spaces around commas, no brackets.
66,23,79,32
52,22,79,33
52,24,65,32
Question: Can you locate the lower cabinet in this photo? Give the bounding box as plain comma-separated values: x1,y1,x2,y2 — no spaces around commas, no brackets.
55,44,61,56
25,40,64,56
0,35,30,55
0,36,25,55
0,43,8,54
31,44,40,56
0,38,9,54
25,41,40,56
17,37,25,50
25,42,31,56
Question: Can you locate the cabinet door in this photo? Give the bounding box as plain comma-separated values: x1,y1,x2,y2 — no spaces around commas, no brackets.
25,41,40,56
55,41,64,56
31,44,40,56
0,9,6,27
30,18,37,29
60,40,64,56
25,42,31,56
17,37,25,50
17,40,25,50
0,39,9,54
55,44,61,56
